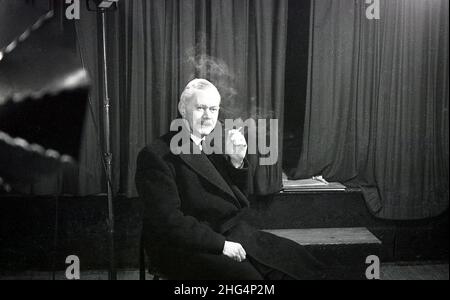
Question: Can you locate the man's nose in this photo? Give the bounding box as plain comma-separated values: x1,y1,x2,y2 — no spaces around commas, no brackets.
202,109,212,119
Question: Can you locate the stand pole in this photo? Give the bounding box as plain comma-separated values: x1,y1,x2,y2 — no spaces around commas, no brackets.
99,8,116,281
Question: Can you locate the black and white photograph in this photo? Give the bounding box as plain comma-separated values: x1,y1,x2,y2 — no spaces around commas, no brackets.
0,0,448,284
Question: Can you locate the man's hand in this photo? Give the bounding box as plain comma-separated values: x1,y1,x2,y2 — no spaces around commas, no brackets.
225,129,247,168
223,241,247,262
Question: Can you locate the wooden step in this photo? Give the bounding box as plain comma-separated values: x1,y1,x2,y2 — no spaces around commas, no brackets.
247,192,381,230
264,227,382,280
264,227,381,246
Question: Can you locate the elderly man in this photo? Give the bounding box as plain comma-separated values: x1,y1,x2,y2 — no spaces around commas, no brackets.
135,79,323,280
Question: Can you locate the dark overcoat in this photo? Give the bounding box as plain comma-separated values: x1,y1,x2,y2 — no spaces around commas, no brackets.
135,130,323,280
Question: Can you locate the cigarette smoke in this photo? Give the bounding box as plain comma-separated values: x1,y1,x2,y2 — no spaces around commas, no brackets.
185,45,276,123
186,52,237,120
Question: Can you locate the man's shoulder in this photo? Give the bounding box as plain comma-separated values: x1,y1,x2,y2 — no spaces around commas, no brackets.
135,132,180,179
139,132,177,158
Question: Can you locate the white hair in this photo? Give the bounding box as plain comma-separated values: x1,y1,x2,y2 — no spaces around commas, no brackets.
178,79,221,116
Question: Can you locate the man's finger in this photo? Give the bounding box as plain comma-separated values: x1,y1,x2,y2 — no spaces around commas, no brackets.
237,248,243,257
229,131,245,141
236,248,245,261
233,139,247,147
234,144,247,148
227,130,240,138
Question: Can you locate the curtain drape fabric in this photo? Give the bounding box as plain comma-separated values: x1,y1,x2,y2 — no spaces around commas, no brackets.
25,0,288,198
294,0,449,220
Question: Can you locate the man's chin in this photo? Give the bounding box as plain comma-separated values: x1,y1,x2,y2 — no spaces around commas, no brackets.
197,127,214,137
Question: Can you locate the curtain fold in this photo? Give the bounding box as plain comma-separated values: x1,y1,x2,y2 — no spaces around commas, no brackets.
22,0,289,198
294,0,449,220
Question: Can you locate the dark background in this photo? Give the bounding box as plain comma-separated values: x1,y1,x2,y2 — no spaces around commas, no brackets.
283,0,311,172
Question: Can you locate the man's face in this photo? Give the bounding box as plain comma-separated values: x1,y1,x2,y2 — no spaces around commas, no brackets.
184,89,221,138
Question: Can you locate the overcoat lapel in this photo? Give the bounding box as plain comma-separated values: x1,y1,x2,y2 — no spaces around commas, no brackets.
178,141,241,208
172,124,242,207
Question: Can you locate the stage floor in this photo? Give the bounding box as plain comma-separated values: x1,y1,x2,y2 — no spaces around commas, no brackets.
0,262,448,280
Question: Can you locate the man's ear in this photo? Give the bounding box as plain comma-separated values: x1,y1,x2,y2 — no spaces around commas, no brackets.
178,102,186,118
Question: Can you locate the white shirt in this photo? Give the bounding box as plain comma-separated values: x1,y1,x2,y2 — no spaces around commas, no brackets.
190,134,206,151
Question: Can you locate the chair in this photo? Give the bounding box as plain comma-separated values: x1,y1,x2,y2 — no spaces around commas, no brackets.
139,234,163,280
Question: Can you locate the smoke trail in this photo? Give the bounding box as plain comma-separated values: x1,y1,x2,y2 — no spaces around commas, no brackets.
184,45,277,122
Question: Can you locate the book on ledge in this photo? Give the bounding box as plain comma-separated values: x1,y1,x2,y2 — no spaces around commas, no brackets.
282,175,347,193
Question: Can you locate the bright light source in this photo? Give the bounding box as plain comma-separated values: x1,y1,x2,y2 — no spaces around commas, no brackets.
62,69,89,89
87,0,119,11
97,0,118,8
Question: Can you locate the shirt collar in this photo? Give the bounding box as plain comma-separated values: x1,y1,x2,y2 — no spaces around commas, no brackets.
190,134,206,147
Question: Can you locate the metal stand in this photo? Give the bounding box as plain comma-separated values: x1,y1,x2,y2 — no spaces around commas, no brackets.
99,8,116,281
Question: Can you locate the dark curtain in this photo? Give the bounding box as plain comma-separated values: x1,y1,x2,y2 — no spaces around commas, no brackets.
293,0,449,220
24,0,288,197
